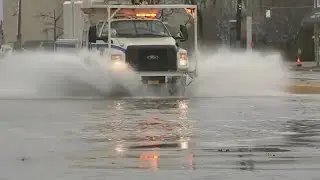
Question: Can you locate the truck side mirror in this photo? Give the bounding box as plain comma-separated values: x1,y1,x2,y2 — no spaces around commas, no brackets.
180,24,188,41
97,36,114,44
88,25,97,43
173,32,186,42
97,36,105,41
89,25,113,44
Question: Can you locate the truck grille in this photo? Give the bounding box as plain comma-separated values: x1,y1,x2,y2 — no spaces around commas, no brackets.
125,45,177,71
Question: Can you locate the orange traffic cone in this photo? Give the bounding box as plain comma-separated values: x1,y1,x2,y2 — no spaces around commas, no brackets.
296,56,302,67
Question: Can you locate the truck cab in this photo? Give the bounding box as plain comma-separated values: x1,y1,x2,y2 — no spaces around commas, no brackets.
88,13,190,95
60,1,198,96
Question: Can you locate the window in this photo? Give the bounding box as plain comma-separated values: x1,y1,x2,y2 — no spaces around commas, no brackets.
96,21,104,36
100,20,171,38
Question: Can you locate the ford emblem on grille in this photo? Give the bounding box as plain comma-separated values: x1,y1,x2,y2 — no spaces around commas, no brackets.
146,55,159,60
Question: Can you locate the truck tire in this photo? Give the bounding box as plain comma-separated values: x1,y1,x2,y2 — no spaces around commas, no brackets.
147,84,164,95
109,84,131,97
168,76,186,96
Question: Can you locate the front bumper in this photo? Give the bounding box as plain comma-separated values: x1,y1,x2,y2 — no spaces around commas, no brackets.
135,71,189,77
108,62,195,86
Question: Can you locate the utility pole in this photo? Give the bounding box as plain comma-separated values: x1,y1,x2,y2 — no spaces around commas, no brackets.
16,0,22,50
236,0,242,48
53,10,57,41
0,21,3,48
71,0,75,39
314,0,320,67
246,0,252,50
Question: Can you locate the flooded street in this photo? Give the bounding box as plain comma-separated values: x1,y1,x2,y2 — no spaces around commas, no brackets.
0,95,319,180
0,50,319,179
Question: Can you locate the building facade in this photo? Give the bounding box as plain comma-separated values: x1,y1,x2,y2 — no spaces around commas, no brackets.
3,0,64,44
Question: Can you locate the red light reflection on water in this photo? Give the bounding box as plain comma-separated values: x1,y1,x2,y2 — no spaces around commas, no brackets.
139,148,160,169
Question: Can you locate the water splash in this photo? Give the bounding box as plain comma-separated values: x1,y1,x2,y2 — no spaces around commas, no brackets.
0,50,140,99
189,48,291,97
0,48,291,99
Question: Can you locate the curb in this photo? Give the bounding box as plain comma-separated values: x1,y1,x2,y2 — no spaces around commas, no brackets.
289,68,320,72
287,84,320,94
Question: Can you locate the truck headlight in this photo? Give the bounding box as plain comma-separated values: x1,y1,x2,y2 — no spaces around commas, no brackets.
111,54,121,61
110,54,128,71
179,53,187,66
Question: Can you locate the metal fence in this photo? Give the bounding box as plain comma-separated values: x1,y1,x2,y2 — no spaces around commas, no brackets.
10,39,80,52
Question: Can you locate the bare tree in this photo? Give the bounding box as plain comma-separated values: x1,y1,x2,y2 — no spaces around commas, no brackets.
9,0,22,49
34,10,63,41
10,1,19,16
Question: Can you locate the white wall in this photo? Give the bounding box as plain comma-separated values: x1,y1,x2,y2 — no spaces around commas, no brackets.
0,0,3,22
3,0,64,43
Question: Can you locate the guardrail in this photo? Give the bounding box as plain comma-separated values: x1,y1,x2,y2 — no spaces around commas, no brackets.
53,40,112,53
54,39,81,52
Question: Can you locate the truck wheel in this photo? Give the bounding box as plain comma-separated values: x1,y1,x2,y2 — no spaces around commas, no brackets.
148,84,163,95
109,84,131,97
168,76,186,96
178,76,187,96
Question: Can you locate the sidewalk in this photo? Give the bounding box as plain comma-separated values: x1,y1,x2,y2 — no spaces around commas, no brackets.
285,61,320,72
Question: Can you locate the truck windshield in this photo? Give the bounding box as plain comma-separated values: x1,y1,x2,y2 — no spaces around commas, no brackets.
100,20,171,38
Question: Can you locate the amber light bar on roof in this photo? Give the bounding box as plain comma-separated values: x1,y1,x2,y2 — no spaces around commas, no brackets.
136,13,157,17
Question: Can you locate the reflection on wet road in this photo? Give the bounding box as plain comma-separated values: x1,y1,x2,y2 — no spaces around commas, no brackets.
0,96,320,179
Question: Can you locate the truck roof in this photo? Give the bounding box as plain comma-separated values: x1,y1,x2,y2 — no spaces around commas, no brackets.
81,4,197,15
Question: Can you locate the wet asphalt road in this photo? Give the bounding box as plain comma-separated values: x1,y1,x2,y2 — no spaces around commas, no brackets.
0,95,319,180
291,71,320,81
289,71,320,86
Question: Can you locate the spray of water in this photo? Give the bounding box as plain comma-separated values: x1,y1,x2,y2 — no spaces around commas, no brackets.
0,50,141,99
0,47,290,99
189,47,291,97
